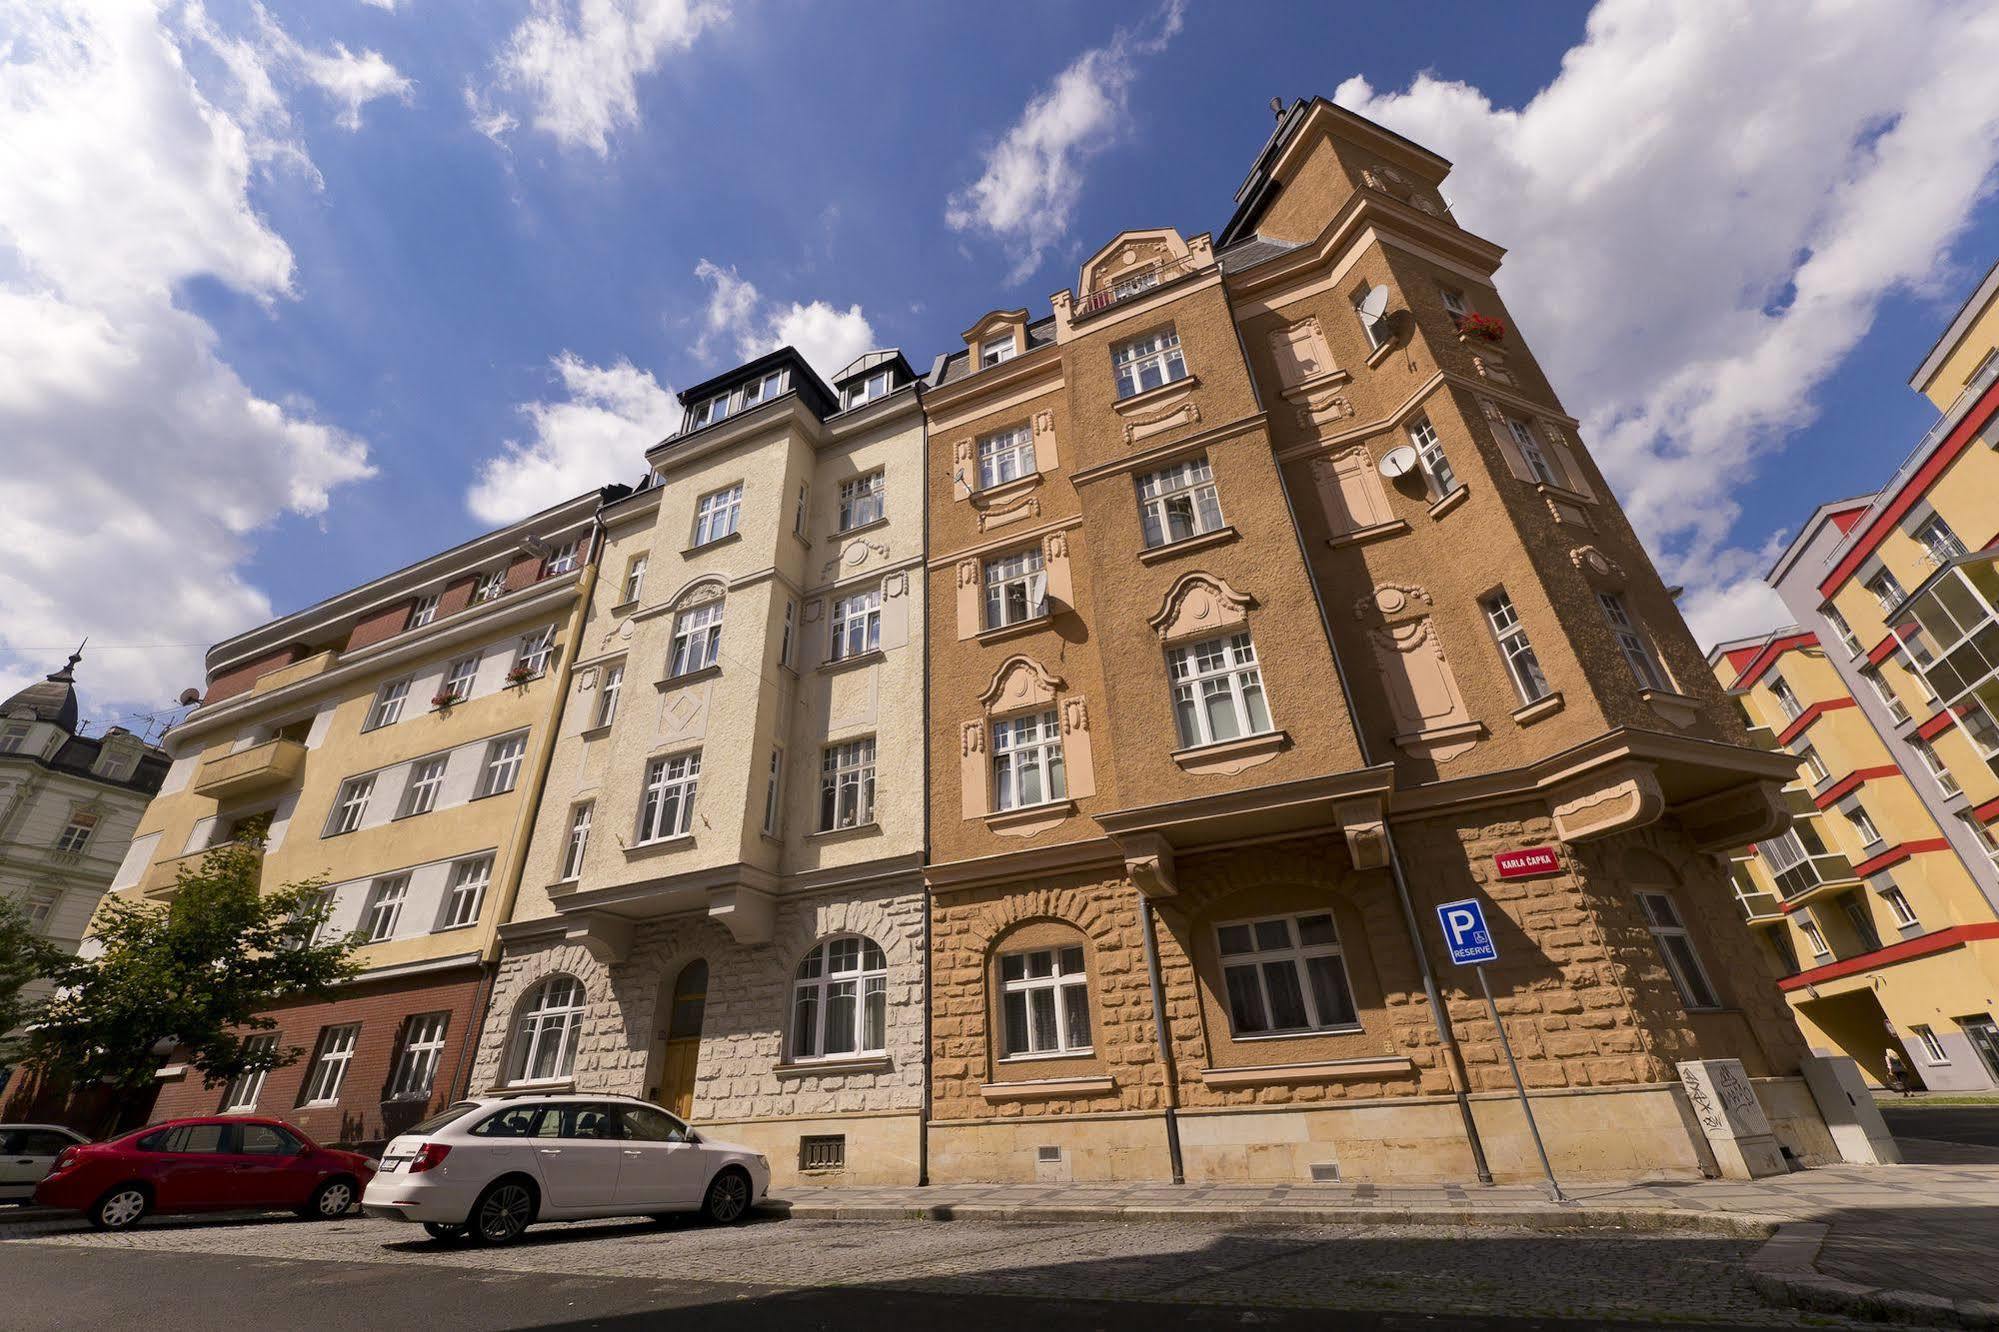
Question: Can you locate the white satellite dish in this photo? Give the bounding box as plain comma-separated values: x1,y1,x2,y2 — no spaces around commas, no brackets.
1357,284,1392,337
1378,445,1420,479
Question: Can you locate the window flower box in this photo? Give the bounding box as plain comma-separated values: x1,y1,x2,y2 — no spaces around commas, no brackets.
504,664,535,690
1456,312,1505,342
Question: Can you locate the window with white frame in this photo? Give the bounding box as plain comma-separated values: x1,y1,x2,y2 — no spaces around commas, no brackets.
1915,514,1967,564
790,936,887,1060
409,592,440,629
669,601,724,676
1866,568,1907,614
437,655,478,706
1355,290,1389,350
1216,911,1360,1037
843,368,893,408
515,626,556,678
1913,736,1960,796
593,663,624,729
388,1012,450,1101
1637,891,1720,1010
1111,328,1188,399
692,484,742,546
983,549,1046,628
1798,912,1831,958
53,812,96,855
561,804,591,881
327,775,375,835
1168,633,1272,749
1768,675,1804,721
793,482,809,536
1135,456,1224,548
542,540,579,576
621,554,648,605
991,710,1065,811
508,976,584,1084
1861,665,1909,723
638,752,700,842
999,944,1090,1057
1408,415,1458,497
1881,883,1919,928
473,569,508,603
1842,893,1883,951
0,722,29,755
690,393,730,429
367,677,412,731
21,889,56,934
829,589,881,660
299,1024,359,1105
780,599,797,667
738,369,786,408
363,873,409,942
440,855,491,929
477,734,527,798
1962,813,1999,872
1598,593,1667,690
398,754,448,817
980,334,1017,368
1845,802,1883,848
1506,416,1561,486
977,424,1035,490
1798,745,1830,785
1912,1023,1949,1063
819,739,875,832
762,749,783,836
1484,593,1550,705
838,471,885,531
1438,285,1468,321
1961,700,1999,758
221,1033,279,1111
1822,604,1861,656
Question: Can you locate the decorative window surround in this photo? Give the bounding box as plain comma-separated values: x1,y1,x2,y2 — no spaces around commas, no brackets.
1171,730,1291,777
1136,525,1239,565
1511,692,1566,726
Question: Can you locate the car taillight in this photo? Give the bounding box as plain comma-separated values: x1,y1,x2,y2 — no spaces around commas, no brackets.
409,1143,451,1173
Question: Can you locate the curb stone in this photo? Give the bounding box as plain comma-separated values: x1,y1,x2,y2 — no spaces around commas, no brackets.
1747,1221,1997,1328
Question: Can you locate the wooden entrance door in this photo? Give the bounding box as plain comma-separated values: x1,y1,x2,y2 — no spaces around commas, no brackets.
653,960,707,1118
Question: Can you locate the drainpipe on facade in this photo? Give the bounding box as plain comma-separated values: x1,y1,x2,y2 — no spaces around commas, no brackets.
1139,897,1186,1183
916,380,933,1189
447,506,608,1103
1217,282,1493,1185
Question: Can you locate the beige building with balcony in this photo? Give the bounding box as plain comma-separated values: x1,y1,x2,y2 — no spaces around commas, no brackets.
467,348,929,1187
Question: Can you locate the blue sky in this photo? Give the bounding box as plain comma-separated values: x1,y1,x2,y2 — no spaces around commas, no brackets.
5,0,1999,731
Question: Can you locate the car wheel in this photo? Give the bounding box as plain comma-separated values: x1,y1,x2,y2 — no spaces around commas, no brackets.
467,1178,536,1246
699,1167,751,1226
422,1222,466,1242
90,1185,149,1232
301,1177,358,1220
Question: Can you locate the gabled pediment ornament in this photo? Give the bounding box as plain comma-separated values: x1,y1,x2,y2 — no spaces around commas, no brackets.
979,655,1066,712
1569,546,1626,582
1148,572,1255,642
1352,584,1432,622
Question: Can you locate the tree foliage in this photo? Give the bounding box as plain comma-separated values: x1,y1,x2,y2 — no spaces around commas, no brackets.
0,896,64,1060
24,838,360,1094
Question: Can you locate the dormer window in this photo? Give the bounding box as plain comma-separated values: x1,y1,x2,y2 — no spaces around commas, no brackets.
0,722,33,755
473,569,508,603
980,334,1017,368
843,369,893,409
739,369,788,409
690,393,731,429
542,540,579,576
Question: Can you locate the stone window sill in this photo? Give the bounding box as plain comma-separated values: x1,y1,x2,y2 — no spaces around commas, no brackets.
1534,481,1596,508
776,1054,892,1078
1427,485,1470,520
683,530,743,557
983,799,1076,834
1639,686,1703,729
976,616,1052,646
608,599,640,619
968,474,1043,508
1327,519,1409,549
807,821,880,843
547,876,581,895
1200,1056,1413,1088
578,723,613,741
1138,526,1238,564
1365,341,1396,369
656,664,722,691
623,833,694,860
1111,374,1200,417
829,515,890,543
1171,729,1289,776
1511,692,1565,727
980,1075,1115,1102
820,648,885,674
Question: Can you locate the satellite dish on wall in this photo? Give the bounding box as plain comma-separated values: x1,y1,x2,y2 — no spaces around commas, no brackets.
1357,284,1392,336
1378,445,1420,479
177,688,202,706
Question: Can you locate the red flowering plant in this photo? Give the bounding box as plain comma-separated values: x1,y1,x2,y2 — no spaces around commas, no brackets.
1456,312,1506,342
504,663,536,688
431,689,459,710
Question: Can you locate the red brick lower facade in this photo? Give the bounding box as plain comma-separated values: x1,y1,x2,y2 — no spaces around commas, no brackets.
147,967,488,1149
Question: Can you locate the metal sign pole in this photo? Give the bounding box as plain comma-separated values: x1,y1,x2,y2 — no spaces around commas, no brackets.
1476,962,1566,1203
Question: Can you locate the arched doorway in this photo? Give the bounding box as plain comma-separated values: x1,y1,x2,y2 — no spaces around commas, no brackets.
647,960,707,1117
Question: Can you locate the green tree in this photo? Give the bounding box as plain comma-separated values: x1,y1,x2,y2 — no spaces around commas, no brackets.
24,838,360,1121
0,895,64,1061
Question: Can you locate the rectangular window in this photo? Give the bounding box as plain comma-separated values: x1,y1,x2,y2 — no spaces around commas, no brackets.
690,393,730,428
780,599,797,667
1111,328,1188,399
829,589,881,661
738,369,787,408
819,739,876,832
1168,633,1272,748
222,1033,279,1111
53,812,97,855
440,654,479,704
1799,913,1831,959
1866,568,1907,614
621,554,648,605
542,540,580,576
793,482,809,536
843,369,892,408
515,626,556,678
299,1024,359,1107
398,754,448,818
999,945,1090,1057
1506,416,1561,486
367,677,412,731
0,723,31,755
980,334,1017,368
1135,456,1224,548
1962,700,1999,758
363,873,409,942
477,734,527,798
1768,675,1803,721
561,805,591,881
1355,290,1389,350
388,1013,450,1101
1915,514,1967,564
977,424,1036,490
1797,745,1830,785
440,855,491,928
1881,884,1919,929
473,569,508,603
1912,1023,1949,1064
594,663,624,728
762,749,783,837
1912,737,1960,796
1599,593,1667,691
409,592,440,629
692,484,743,546
1846,802,1883,848
638,752,701,842
983,549,1047,629
1842,894,1883,951
1408,415,1457,496
838,471,885,530
1439,285,1468,321
991,710,1066,811
1961,813,1999,872
21,890,56,934
1822,604,1861,656
1216,911,1360,1037
1637,891,1720,1010
670,602,724,676
1484,593,1550,704
1861,665,1910,723
327,775,375,836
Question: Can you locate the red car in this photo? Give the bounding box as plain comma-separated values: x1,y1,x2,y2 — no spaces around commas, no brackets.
34,1115,375,1231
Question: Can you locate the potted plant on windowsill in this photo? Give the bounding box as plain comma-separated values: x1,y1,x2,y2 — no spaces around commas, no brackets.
1456,312,1506,343
431,690,459,712
504,663,535,690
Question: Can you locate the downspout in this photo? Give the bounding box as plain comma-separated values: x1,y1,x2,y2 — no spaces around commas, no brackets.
915,383,933,1188
1139,897,1185,1183
447,505,606,1102
1219,276,1493,1185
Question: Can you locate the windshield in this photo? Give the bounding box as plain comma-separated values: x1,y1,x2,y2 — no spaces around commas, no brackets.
404,1102,480,1137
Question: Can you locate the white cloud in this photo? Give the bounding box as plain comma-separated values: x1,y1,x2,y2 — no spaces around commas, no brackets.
1335,0,1999,647
476,0,728,154
692,260,877,383
463,83,518,145
360,0,401,10
466,355,679,524
946,0,1184,282
0,0,376,715
289,39,414,131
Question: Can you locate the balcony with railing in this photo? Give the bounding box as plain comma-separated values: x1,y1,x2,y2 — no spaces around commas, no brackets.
1729,858,1786,927
1072,254,1201,320
192,738,308,801
139,841,264,899
1757,823,1859,906
1892,548,1999,764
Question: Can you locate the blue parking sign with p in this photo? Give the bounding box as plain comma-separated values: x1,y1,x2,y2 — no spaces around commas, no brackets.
1438,898,1498,965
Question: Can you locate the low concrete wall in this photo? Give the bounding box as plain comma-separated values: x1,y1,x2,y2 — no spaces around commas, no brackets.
701,1110,921,1189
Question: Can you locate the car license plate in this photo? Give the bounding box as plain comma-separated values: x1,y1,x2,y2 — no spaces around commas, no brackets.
381,1154,412,1171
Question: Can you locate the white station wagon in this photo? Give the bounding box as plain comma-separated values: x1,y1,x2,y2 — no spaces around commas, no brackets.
360,1094,769,1244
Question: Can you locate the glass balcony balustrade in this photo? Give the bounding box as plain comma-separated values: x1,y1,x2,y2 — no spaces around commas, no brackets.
1892,550,1999,765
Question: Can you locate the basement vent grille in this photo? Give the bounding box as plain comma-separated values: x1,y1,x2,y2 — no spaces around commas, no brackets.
1037,1146,1063,1163
799,1135,846,1172
1309,1163,1341,1182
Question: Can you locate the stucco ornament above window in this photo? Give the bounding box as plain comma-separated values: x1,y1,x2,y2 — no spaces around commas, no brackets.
1149,572,1256,643
1569,546,1627,584
978,655,1066,714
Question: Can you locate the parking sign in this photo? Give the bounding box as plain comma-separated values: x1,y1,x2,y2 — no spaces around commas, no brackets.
1437,897,1498,966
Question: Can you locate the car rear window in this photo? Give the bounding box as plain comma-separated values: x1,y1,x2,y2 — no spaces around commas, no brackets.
140,1124,229,1154
406,1103,480,1136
